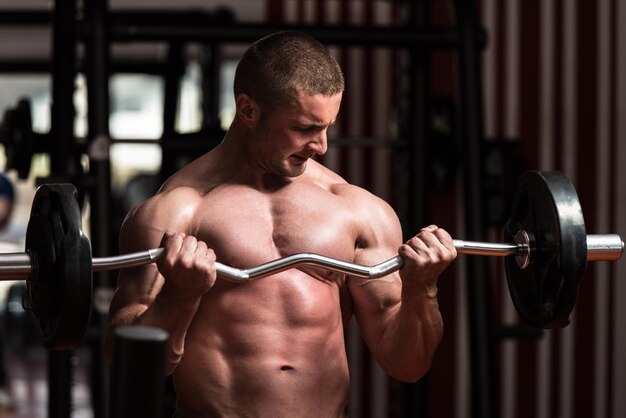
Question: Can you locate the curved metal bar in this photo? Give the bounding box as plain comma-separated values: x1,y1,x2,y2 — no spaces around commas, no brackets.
93,249,405,283
224,254,406,283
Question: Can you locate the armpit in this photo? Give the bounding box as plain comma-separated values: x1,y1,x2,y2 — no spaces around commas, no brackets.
338,277,354,326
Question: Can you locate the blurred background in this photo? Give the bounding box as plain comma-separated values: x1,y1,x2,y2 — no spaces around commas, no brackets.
0,0,624,417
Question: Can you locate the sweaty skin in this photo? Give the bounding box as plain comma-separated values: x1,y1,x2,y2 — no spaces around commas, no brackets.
105,91,456,418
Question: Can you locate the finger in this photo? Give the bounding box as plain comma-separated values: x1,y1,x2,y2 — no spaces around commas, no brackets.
179,236,201,265
205,247,216,263
163,232,186,254
412,230,446,252
406,234,432,252
194,239,208,255
418,226,456,251
432,228,456,250
159,231,173,248
398,243,433,268
194,240,216,262
405,230,455,262
401,236,435,263
420,224,439,233
204,248,217,276
157,233,184,270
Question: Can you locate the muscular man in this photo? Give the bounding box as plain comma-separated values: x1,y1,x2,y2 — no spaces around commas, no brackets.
105,31,457,418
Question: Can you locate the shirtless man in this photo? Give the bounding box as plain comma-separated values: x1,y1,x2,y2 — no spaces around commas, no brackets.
105,31,457,418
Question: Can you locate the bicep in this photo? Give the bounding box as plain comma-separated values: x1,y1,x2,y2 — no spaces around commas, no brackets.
109,204,168,322
348,249,402,348
347,194,404,348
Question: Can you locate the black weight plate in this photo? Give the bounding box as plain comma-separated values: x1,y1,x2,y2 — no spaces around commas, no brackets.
26,184,92,349
504,171,587,328
25,214,57,325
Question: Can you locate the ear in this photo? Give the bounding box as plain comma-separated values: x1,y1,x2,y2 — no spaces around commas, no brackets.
235,93,260,128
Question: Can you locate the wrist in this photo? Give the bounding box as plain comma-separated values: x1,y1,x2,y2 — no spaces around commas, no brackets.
400,284,441,321
401,279,439,300
157,284,203,312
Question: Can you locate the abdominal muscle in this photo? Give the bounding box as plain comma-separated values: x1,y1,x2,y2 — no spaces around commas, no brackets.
172,270,351,418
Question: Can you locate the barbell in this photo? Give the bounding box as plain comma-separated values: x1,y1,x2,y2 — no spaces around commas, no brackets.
0,170,622,349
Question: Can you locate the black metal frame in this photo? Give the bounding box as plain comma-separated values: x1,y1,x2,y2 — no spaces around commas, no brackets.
455,1,496,416
48,1,76,416
0,9,486,47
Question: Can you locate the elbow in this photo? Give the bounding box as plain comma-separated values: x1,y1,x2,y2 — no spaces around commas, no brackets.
389,361,432,383
164,353,183,376
165,362,179,376
164,344,185,376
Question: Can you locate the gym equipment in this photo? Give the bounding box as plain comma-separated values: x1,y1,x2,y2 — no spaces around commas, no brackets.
111,326,168,418
0,171,621,349
504,171,595,327
23,184,92,350
0,98,37,179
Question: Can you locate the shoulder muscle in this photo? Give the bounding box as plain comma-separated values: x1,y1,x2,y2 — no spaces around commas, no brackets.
119,186,204,253
331,183,402,253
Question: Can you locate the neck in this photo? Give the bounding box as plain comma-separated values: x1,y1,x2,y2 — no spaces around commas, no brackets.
214,122,294,191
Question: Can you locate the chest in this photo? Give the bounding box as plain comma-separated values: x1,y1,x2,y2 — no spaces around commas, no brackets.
193,186,359,270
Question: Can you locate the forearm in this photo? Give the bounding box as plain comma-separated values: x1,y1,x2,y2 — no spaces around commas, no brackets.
376,287,443,382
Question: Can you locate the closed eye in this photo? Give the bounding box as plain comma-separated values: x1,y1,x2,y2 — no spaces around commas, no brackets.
296,125,322,132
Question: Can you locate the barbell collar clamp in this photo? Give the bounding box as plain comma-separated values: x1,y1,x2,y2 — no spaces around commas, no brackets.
514,230,534,270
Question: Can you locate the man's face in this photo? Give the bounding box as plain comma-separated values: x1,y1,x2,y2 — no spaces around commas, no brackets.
250,90,342,177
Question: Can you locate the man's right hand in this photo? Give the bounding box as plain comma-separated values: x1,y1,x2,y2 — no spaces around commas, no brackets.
157,232,217,303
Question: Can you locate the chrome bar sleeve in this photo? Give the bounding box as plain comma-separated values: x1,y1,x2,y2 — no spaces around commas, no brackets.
586,234,624,262
453,240,523,256
0,253,31,280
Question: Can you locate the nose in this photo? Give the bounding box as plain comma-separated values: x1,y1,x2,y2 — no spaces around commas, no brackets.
308,130,328,156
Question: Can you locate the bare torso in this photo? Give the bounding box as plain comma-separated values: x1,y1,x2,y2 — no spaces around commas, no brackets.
160,160,362,417
109,87,450,417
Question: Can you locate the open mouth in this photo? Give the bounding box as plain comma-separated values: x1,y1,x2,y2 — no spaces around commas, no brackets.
289,155,309,164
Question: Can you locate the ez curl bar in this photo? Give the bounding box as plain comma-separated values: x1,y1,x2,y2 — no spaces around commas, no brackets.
0,171,622,350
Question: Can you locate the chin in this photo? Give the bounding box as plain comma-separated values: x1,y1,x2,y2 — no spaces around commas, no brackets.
281,162,308,177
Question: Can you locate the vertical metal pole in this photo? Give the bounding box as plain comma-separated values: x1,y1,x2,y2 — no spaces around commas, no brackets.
454,0,496,417
111,326,168,418
395,0,431,416
160,42,185,182
48,351,72,418
400,0,429,239
50,0,79,178
200,44,222,130
49,1,76,417
85,0,113,417
162,42,184,138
